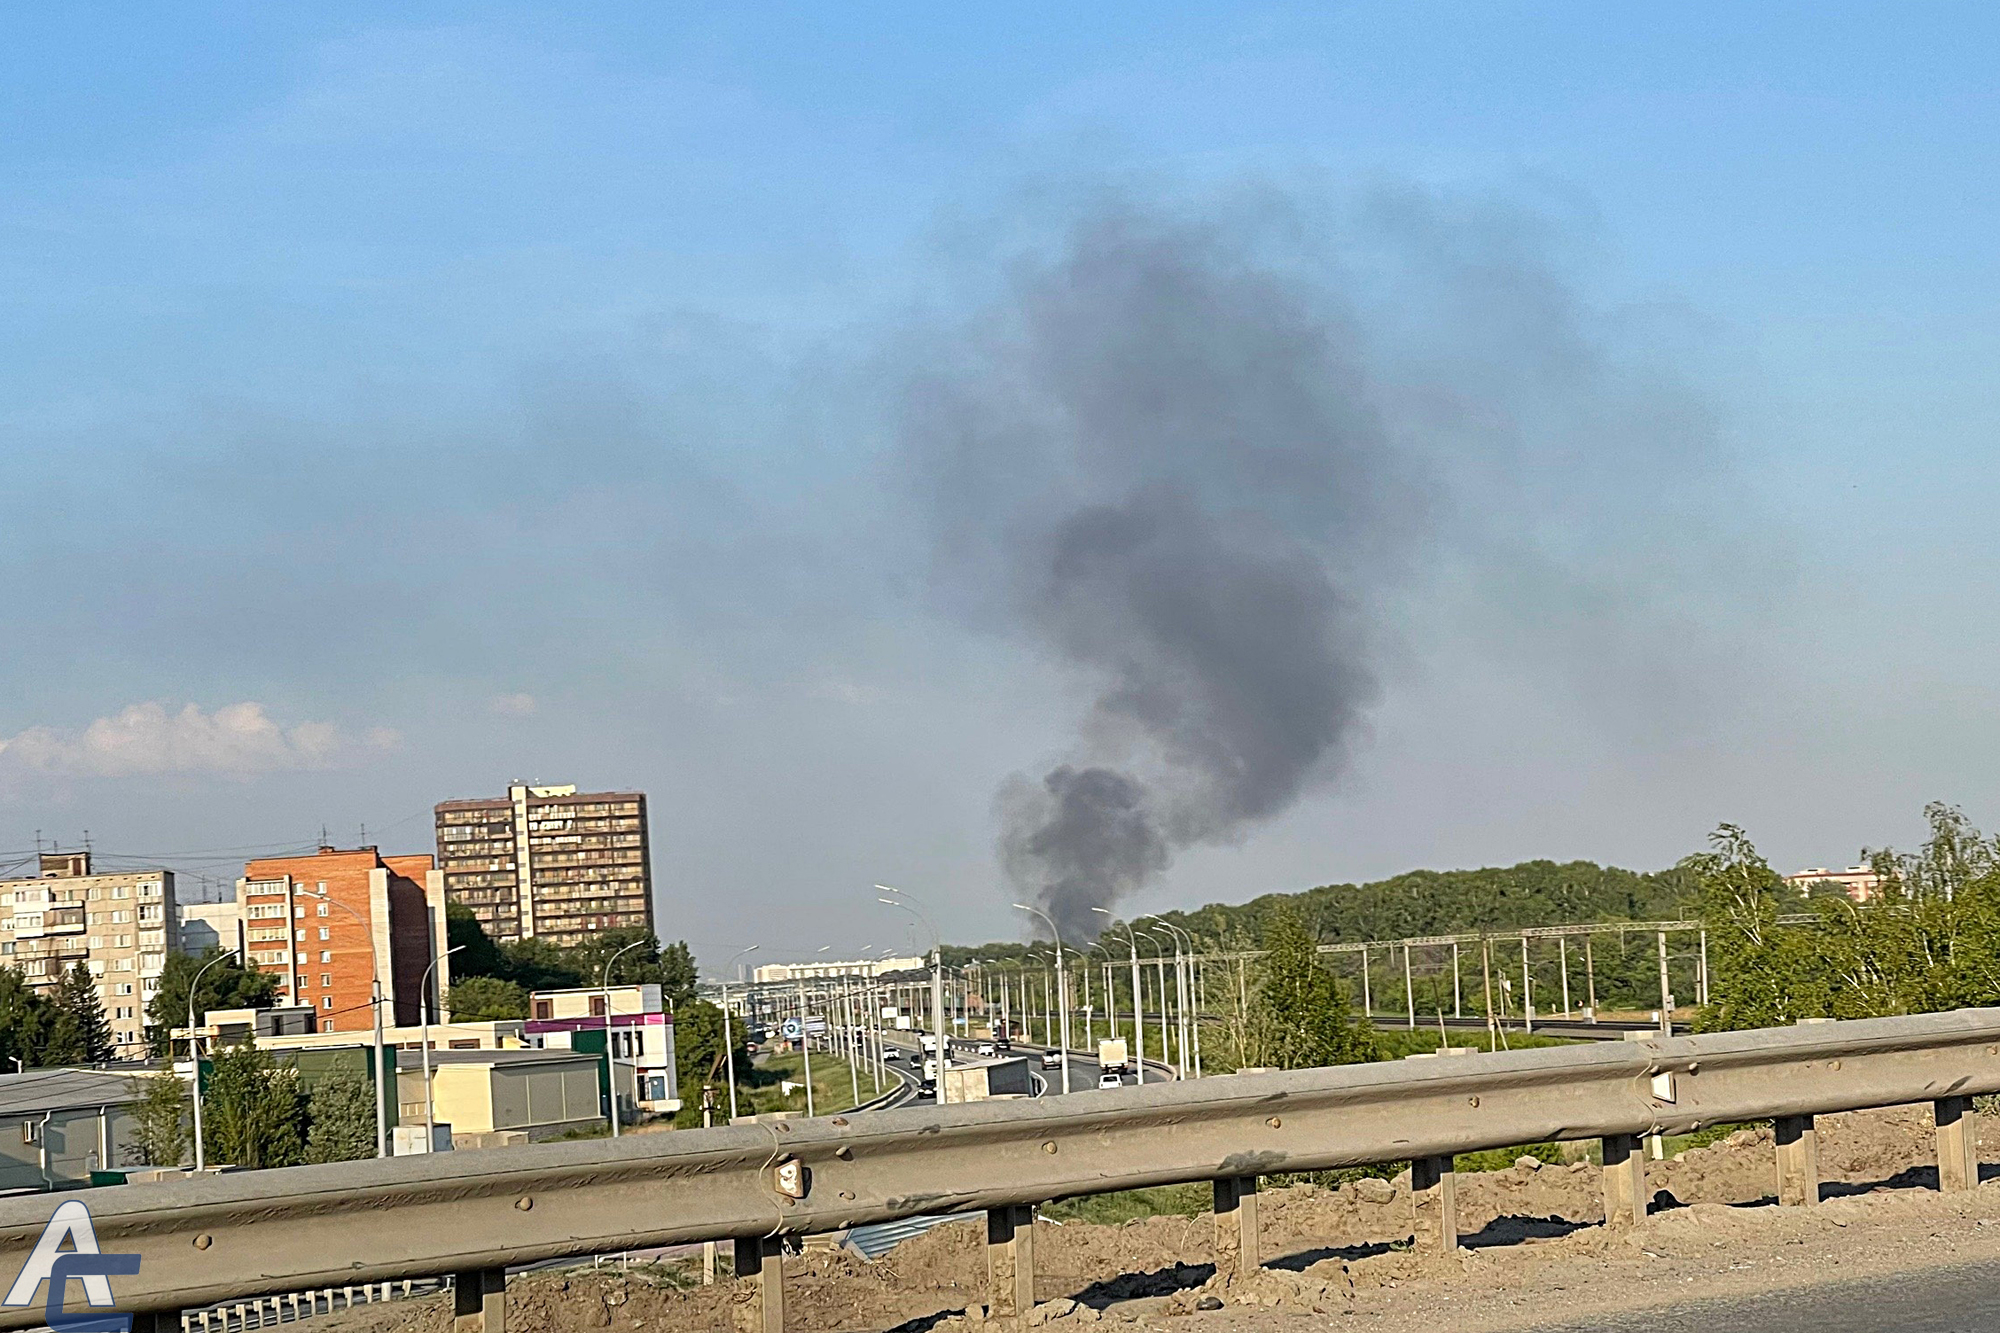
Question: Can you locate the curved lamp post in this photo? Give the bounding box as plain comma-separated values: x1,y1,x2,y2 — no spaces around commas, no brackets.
1011,904,1071,1094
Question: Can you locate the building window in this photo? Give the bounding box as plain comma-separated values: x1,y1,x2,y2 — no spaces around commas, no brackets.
317,903,329,917
322,996,333,1010
320,951,332,963
321,974,331,987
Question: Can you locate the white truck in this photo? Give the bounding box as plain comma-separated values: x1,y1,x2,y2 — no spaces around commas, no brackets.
1097,1037,1130,1076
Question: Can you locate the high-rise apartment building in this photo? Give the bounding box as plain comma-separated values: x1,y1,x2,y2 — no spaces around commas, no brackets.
237,846,447,1033
0,853,176,1058
434,784,652,948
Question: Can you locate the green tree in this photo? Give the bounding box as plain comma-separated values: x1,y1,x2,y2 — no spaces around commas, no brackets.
0,970,55,1070
445,902,511,980
566,930,699,1003
498,938,583,991
146,948,279,1058
46,963,113,1065
202,1044,303,1170
128,1069,189,1167
1245,904,1378,1069
303,1070,378,1163
445,976,529,1021
1688,824,1832,1031
671,998,746,1127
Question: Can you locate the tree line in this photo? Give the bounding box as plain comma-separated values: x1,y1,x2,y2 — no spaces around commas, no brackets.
1691,802,2000,1030
440,904,698,1021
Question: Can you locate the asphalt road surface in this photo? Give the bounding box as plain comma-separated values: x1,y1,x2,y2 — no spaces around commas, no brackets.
1536,1260,2000,1333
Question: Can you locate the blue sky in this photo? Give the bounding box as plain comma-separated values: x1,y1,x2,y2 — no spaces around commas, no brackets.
2,4,1997,965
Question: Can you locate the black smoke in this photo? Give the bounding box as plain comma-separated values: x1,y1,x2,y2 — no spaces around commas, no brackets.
904,201,1422,937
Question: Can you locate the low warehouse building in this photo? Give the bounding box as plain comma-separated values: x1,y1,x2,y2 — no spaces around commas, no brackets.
0,1069,148,1190
396,1048,632,1144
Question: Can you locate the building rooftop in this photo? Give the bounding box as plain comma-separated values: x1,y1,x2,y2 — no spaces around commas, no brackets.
435,789,646,812
0,1068,149,1117
393,1047,604,1071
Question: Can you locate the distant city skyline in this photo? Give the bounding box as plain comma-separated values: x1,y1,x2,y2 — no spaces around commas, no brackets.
4,5,1998,965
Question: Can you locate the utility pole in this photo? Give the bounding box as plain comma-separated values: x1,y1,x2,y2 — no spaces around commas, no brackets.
931,946,946,1101
1403,944,1415,1031
1656,931,1672,1034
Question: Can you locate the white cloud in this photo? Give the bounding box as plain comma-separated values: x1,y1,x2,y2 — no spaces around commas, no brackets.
0,702,397,779
490,692,537,717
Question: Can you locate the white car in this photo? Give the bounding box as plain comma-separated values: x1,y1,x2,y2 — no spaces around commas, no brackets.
884,1048,901,1062
1040,1050,1063,1069
976,1042,996,1057
1098,1071,1124,1090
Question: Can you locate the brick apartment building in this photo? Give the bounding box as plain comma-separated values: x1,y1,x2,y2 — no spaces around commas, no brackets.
237,846,448,1033
0,852,176,1058
434,784,653,947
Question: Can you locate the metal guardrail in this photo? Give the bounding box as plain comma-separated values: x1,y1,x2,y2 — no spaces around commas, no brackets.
8,1007,2000,1333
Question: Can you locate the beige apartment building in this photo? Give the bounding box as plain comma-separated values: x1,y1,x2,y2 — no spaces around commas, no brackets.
0,853,176,1058
434,784,653,947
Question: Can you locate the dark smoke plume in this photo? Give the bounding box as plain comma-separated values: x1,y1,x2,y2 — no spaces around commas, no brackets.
904,201,1420,937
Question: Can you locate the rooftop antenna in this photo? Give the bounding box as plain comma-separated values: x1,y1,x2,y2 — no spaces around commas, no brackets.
360,822,367,845
82,830,91,855
319,824,330,847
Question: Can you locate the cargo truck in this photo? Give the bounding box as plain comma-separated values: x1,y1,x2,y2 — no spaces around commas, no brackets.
1097,1037,1130,1075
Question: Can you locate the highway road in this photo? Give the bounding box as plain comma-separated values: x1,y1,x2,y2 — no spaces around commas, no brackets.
876,1031,1172,1098
1537,1260,2000,1332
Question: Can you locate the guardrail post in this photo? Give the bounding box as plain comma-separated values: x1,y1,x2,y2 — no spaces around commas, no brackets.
1601,1133,1645,1226
1936,1096,1979,1192
1212,1176,1260,1276
451,1268,505,1333
131,1310,174,1333
1775,1114,1819,1206
1411,1155,1457,1252
733,1236,785,1333
986,1205,1036,1318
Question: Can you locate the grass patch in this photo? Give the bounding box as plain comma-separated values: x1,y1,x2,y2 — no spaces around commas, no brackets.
744,1049,868,1117
1370,1027,1579,1059
1042,1183,1214,1225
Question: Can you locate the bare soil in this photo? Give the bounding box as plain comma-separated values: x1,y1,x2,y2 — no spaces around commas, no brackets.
324,1107,2000,1333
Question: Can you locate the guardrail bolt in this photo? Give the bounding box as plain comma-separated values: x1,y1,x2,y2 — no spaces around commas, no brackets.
1937,1096,1979,1193
451,1268,506,1333
1212,1176,1261,1277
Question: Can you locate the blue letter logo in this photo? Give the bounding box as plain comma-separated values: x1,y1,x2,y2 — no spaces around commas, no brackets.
3,1200,142,1333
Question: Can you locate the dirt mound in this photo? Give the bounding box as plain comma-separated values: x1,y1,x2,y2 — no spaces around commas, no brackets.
325,1105,2000,1333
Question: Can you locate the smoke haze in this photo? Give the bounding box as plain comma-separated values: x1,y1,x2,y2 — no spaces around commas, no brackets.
904,201,1431,936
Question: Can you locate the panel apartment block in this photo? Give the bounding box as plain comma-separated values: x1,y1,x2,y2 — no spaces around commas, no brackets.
237,846,447,1032
434,784,652,948
0,853,176,1058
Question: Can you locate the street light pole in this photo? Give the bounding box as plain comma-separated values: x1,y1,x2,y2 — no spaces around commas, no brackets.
1150,919,1198,1079
876,886,946,1100
1012,904,1071,1094
1139,929,1174,1076
420,944,467,1138
719,945,759,1124
1092,907,1148,1084
795,979,817,1117
186,948,239,1171
601,938,647,1138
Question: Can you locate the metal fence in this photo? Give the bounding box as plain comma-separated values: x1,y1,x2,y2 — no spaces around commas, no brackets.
7,1006,2000,1333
